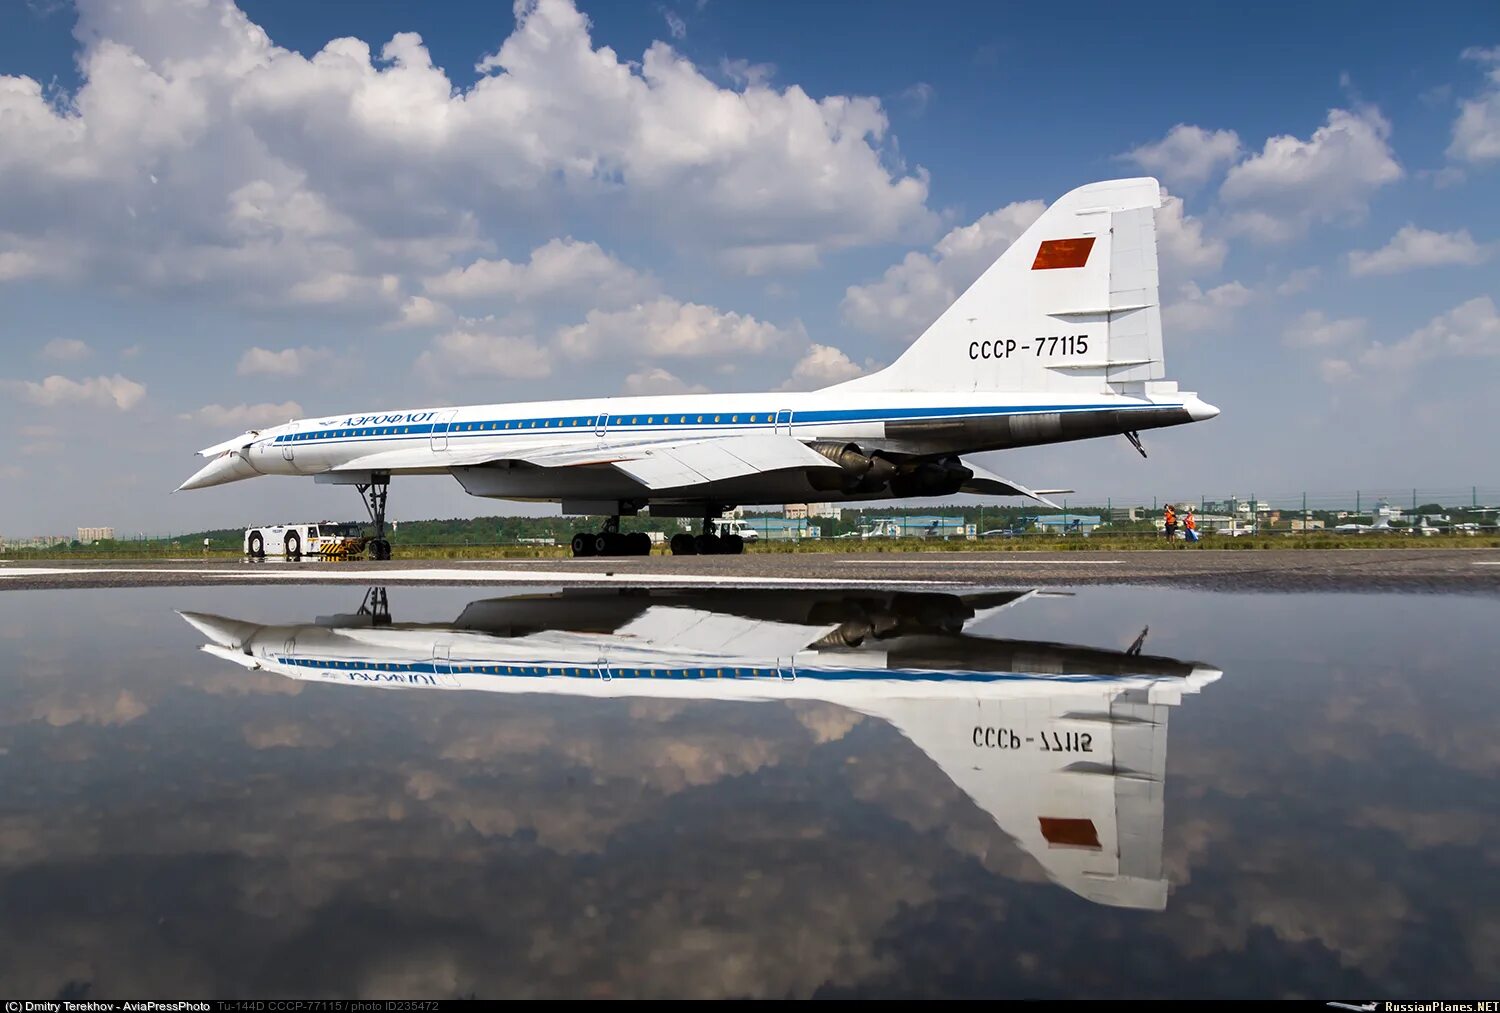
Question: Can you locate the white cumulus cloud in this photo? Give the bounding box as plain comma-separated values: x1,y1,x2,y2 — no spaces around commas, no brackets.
1449,46,1500,164
236,346,334,376
841,200,1046,339
1156,188,1227,276
1162,281,1253,334
1220,107,1403,241
1358,295,1500,372
415,328,553,380
1283,310,1366,348
38,339,92,362
781,344,873,390
12,374,146,411
1347,225,1490,276
0,0,933,306
1276,266,1322,295
556,298,797,359
179,401,304,429
424,238,654,306
1122,124,1241,189
621,368,706,395
391,295,452,329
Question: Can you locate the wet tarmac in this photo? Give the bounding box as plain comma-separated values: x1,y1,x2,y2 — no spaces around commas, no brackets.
3,547,1500,593
0,579,1497,997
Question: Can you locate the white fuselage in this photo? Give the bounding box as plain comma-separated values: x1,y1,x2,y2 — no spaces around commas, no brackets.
180,177,1221,512
192,386,1211,508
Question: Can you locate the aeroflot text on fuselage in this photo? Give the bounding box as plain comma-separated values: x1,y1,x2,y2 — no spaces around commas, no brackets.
334,412,441,427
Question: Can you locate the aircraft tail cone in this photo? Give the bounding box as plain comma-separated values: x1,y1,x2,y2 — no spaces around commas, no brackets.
1185,395,1220,422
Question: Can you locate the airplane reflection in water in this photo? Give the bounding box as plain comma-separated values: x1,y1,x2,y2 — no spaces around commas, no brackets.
181,587,1221,911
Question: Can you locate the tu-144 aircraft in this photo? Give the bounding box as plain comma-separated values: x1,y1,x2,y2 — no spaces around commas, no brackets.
181,585,1222,909
179,178,1218,557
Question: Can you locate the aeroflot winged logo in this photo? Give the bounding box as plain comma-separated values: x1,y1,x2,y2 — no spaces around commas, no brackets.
1032,237,1096,270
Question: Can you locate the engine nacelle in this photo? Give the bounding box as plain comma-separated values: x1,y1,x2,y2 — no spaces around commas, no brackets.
807,442,897,493
889,457,973,498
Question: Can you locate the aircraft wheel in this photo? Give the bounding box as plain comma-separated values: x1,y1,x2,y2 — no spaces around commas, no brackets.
694,533,722,555
629,532,652,555
670,533,696,555
595,532,626,556
371,539,391,560
285,532,301,560
723,534,745,555
571,533,594,557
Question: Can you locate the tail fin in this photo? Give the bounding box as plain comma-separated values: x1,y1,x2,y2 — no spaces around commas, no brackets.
835,178,1166,395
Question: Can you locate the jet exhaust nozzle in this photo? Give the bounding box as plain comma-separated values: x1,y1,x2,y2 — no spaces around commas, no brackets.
890,458,973,498
807,442,897,493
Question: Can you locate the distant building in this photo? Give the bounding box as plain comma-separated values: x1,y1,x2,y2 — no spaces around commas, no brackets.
6,535,69,549
1205,498,1271,518
1034,514,1103,535
741,517,821,541
77,526,115,543
857,515,967,539
783,503,843,520
1191,513,1229,531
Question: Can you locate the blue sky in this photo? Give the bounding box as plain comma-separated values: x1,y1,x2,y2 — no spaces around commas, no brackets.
1,0,1497,535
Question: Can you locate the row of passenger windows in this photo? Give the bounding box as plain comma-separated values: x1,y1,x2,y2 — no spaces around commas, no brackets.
291,658,782,679
281,413,788,441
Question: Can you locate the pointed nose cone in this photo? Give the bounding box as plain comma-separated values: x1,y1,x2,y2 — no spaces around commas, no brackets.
177,451,258,491
177,610,263,648
1186,396,1221,422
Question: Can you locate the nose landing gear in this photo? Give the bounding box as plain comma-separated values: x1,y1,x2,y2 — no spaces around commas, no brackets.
356,477,392,560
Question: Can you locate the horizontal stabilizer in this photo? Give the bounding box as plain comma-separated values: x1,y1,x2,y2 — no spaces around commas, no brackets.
960,460,1063,508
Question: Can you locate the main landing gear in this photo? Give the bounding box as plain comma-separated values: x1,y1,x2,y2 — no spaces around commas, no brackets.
668,510,745,556
571,515,651,557
356,476,393,560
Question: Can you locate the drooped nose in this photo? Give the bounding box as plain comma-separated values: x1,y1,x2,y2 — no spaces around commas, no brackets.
177,451,259,491
177,611,263,648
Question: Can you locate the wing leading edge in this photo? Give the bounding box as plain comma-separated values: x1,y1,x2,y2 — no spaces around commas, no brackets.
328,433,841,491
324,432,1064,505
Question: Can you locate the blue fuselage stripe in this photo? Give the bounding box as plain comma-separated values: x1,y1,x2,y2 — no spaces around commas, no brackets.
272,402,1180,448
272,654,1131,684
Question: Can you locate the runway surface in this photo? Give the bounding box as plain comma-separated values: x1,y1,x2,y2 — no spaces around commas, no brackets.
3,548,1499,593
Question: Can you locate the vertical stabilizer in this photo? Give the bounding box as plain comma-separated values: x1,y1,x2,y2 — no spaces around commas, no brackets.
832,178,1167,396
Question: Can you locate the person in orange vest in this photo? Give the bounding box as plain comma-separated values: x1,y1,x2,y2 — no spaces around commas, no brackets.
1184,508,1199,542
1163,503,1177,540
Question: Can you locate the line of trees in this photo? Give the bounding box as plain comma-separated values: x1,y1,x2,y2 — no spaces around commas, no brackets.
15,498,1498,553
